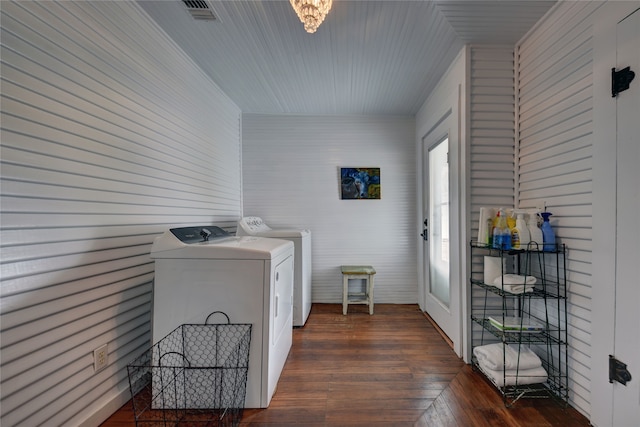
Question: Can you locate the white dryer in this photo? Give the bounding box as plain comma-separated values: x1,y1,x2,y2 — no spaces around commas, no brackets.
237,217,312,326
150,225,294,408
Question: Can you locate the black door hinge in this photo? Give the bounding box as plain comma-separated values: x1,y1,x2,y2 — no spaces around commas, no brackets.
609,355,632,385
612,66,636,97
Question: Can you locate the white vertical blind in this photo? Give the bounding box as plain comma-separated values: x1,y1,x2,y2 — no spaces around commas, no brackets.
0,1,241,425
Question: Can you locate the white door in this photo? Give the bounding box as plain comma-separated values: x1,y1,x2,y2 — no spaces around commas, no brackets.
612,8,640,425
421,115,461,352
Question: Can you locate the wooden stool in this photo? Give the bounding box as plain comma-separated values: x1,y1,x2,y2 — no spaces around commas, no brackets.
341,265,376,315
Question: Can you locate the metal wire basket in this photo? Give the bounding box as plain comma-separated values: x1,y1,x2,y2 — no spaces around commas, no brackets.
127,312,251,426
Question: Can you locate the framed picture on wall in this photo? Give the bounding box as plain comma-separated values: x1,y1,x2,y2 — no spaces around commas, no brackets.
340,167,381,199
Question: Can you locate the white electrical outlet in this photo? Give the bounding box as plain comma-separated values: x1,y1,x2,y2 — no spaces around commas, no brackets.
93,344,108,372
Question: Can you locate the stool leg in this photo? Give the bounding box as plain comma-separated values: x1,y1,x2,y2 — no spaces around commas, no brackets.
342,275,348,315
369,275,374,315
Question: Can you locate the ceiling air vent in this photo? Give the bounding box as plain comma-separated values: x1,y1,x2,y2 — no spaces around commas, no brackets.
182,0,217,21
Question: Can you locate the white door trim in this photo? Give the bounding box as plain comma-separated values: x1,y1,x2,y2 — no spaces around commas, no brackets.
419,87,463,357
415,46,470,361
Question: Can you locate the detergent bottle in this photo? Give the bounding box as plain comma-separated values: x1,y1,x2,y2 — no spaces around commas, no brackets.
528,210,544,250
540,211,556,251
511,210,530,250
492,209,511,250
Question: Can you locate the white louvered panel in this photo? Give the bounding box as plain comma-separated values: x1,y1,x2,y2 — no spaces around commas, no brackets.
1,77,236,199
242,114,417,304
4,313,151,427
0,1,241,426
0,234,152,266
516,1,604,417
2,290,150,386
518,2,600,88
467,46,515,350
469,46,515,239
1,179,228,214
1,271,154,330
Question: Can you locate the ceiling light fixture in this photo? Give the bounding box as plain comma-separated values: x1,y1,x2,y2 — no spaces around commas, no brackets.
290,0,332,33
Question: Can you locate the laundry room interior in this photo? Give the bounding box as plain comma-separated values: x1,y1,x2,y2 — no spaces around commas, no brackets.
1,1,638,426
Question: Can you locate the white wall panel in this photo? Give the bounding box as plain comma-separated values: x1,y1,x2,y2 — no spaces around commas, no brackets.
467,46,515,353
516,0,605,418
0,1,241,426
469,46,515,229
242,114,416,304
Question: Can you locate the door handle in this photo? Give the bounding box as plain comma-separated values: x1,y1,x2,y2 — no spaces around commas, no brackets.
420,230,428,241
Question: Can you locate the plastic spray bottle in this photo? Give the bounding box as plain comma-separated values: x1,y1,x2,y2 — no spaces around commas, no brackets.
491,211,501,249
490,211,500,247
528,210,544,250
540,212,556,251
511,210,531,250
492,209,511,250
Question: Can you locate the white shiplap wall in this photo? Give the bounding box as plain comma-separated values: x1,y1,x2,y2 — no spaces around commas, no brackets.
241,114,417,304
0,1,241,426
469,46,515,229
516,0,605,417
468,45,516,350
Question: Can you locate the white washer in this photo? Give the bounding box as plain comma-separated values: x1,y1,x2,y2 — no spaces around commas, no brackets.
237,217,312,326
150,225,294,408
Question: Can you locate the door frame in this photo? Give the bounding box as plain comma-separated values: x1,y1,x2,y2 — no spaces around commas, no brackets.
591,3,640,426
417,81,468,358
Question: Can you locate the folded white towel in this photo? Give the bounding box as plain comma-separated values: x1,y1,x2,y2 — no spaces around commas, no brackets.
500,284,534,294
477,360,548,386
473,343,542,371
493,274,537,286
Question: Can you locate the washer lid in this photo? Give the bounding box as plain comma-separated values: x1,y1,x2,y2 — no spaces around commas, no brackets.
237,216,272,235
150,226,293,260
237,217,310,238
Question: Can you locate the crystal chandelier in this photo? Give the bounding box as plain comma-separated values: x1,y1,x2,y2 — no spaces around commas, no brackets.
290,0,333,33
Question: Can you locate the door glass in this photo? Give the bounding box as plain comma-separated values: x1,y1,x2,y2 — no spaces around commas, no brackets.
429,138,450,306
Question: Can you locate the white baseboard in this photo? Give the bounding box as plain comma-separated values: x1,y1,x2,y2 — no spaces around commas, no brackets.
78,387,131,427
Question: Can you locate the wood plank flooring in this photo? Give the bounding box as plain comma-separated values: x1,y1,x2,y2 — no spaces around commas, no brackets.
101,304,590,426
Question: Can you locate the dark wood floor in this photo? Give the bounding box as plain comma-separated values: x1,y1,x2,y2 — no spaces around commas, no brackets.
101,304,590,426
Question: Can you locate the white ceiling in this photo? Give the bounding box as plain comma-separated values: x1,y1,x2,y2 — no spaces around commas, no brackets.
138,0,556,115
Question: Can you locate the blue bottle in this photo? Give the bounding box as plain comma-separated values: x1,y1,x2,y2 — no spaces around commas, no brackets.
492,209,511,250
540,212,556,251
